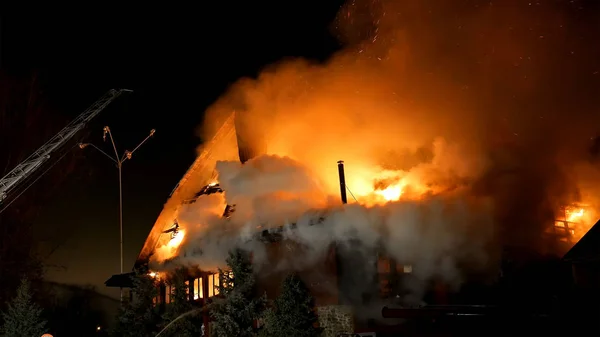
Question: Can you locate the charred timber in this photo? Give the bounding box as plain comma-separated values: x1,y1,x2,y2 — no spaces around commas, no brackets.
183,183,224,204
254,217,327,243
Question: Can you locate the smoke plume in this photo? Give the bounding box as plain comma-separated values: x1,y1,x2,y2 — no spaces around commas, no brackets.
153,0,600,300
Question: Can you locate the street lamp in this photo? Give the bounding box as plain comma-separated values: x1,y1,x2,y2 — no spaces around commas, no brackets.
79,126,155,302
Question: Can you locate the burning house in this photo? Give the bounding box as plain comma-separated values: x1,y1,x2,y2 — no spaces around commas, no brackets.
105,107,598,336
102,3,600,334
106,113,379,335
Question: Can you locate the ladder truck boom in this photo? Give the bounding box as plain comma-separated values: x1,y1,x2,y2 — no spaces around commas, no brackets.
0,88,132,204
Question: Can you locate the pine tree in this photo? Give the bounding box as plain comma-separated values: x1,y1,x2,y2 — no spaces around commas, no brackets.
160,268,202,337
210,249,266,337
261,273,322,337
111,269,162,337
1,278,47,337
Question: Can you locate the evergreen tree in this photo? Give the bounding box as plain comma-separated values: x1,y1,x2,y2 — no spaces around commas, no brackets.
261,273,322,337
1,278,47,337
160,268,202,337
210,249,266,337
111,269,162,337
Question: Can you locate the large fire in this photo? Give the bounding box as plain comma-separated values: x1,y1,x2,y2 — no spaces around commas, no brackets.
151,157,444,262
151,142,599,263
148,0,600,265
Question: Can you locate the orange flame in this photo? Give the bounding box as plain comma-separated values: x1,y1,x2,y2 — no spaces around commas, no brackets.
375,184,403,201
555,205,597,243
154,229,187,261
168,229,185,248
566,208,584,223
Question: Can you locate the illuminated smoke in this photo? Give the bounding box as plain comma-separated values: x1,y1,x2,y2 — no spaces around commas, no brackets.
151,0,600,297
156,153,493,299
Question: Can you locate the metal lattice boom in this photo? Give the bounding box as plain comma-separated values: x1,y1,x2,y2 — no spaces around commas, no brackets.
0,88,131,203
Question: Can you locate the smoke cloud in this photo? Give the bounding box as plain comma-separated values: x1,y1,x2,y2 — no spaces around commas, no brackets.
168,154,493,298
153,0,600,302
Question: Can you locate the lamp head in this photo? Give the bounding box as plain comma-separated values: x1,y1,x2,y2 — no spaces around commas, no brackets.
103,126,109,141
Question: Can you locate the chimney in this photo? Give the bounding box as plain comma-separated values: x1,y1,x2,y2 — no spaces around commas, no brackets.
337,160,348,204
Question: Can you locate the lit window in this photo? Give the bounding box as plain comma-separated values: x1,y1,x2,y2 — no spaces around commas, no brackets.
403,265,413,273
208,273,221,297
165,285,172,304
224,271,233,282
184,280,190,296
194,278,203,299
208,275,215,297
220,270,234,288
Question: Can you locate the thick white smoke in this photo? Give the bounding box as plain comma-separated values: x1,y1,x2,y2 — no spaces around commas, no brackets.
217,155,335,226
161,154,494,299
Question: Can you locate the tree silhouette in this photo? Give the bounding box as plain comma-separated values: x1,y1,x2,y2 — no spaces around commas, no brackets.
211,249,266,337
1,278,48,337
261,273,322,337
112,269,162,337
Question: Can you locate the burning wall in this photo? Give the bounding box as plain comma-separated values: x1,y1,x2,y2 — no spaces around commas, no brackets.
145,0,600,303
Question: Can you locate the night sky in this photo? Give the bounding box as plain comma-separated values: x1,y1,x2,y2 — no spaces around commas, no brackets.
3,0,600,301
2,2,344,299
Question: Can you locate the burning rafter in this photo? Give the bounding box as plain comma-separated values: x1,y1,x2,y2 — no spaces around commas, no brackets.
550,204,596,245
162,220,180,239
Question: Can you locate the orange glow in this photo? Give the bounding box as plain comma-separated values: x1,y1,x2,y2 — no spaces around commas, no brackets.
554,205,598,243
168,229,185,248
146,0,600,268
376,185,403,201
566,208,584,223
153,229,187,262
147,270,165,280
193,277,203,299
262,135,469,208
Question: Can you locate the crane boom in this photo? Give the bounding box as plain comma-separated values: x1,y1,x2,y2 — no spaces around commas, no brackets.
0,88,132,204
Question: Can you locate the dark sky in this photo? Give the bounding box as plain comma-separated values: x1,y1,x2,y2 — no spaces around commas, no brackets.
1,2,344,299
